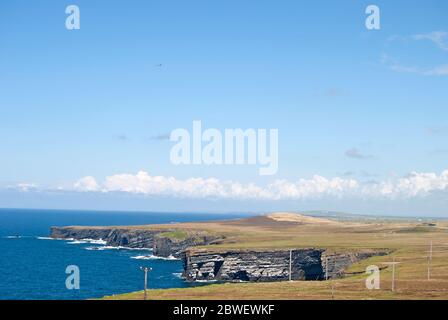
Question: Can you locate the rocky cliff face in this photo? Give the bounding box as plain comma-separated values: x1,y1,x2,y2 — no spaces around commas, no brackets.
153,234,223,257
51,227,113,242
321,251,387,279
50,227,222,258
51,227,158,248
51,226,387,282
182,249,324,282
182,249,387,282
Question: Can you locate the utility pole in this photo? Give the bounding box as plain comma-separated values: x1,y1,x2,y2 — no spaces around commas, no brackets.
428,241,433,280
289,249,292,281
381,258,400,292
140,266,152,300
391,257,396,292
331,283,335,300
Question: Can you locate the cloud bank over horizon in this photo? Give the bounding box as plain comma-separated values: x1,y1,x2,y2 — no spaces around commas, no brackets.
10,169,446,202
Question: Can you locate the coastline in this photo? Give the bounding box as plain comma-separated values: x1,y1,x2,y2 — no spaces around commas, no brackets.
52,211,445,296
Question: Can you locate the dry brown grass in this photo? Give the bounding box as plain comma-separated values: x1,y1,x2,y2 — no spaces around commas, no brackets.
95,212,448,300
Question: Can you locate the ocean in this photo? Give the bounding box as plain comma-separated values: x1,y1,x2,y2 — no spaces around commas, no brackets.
0,208,250,300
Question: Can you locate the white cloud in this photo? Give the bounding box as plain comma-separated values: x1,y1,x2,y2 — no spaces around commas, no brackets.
74,176,99,192
412,31,448,51
382,54,448,77
394,171,448,197
423,64,448,76
382,31,448,76
16,183,38,192
361,170,448,198
265,176,359,200
70,170,448,200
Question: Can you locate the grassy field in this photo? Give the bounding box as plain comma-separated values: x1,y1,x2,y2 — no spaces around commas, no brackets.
99,212,448,300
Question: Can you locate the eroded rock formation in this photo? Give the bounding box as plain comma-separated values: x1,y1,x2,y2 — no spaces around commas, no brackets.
50,226,221,258
182,249,386,282
51,226,387,282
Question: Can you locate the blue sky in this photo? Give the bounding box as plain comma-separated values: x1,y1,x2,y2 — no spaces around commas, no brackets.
1,0,448,215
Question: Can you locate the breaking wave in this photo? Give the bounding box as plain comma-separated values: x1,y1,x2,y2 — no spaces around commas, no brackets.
130,254,179,261
85,246,152,251
37,237,74,241
67,240,88,244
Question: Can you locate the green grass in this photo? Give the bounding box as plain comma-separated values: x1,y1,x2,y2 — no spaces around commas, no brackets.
396,226,438,233
158,230,189,241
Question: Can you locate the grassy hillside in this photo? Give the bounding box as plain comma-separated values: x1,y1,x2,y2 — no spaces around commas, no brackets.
98,212,448,300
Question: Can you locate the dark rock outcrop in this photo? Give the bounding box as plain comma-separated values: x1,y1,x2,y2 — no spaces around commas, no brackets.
51,226,387,283
321,251,388,279
182,249,387,282
51,227,113,242
51,227,159,248
182,249,324,282
153,233,223,257
50,227,222,258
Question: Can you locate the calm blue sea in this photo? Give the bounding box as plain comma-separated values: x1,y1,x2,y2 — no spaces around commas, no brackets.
0,208,251,300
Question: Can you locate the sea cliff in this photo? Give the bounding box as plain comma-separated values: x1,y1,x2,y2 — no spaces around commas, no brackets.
50,226,222,258
182,249,386,282
51,223,387,282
